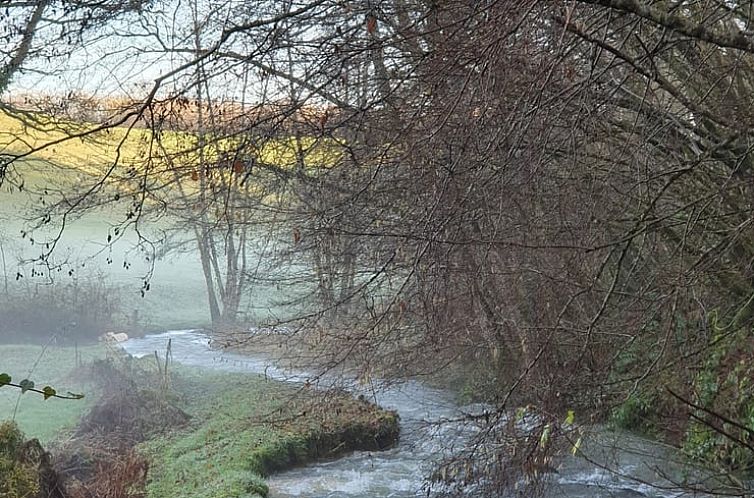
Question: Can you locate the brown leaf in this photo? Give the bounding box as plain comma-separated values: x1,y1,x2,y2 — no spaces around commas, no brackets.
366,15,377,34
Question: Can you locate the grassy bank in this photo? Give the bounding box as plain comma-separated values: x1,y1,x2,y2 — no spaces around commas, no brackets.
1,343,400,498
0,344,104,442
139,368,399,498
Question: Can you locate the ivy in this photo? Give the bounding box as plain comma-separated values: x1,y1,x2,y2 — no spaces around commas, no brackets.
0,373,83,400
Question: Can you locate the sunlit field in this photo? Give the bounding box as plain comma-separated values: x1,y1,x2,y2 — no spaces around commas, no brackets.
0,109,340,177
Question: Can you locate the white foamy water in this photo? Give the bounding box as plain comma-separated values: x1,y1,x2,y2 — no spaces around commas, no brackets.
123,331,716,498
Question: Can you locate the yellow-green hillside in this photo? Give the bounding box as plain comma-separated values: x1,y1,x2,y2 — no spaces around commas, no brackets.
0,110,340,181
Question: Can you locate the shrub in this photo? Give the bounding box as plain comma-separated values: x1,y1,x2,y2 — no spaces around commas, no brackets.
0,273,123,344
0,421,41,498
611,393,656,435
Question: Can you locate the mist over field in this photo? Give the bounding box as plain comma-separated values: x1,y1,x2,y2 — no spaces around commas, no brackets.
0,181,306,337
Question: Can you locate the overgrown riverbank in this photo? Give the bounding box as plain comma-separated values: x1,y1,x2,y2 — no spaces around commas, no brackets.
0,342,400,498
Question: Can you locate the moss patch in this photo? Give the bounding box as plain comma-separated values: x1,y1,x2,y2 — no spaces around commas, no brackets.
0,421,40,498
0,421,66,498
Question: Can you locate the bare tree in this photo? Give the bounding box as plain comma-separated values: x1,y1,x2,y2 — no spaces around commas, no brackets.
8,0,754,495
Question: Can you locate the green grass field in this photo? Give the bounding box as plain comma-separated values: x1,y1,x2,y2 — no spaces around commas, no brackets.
0,107,326,331
139,371,294,498
0,344,105,442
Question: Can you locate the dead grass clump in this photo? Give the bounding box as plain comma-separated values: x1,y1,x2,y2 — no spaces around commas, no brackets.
66,448,147,498
55,358,188,498
75,390,190,443
75,359,189,442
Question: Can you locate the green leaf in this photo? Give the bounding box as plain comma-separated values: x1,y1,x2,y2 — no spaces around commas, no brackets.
42,386,56,400
565,409,575,426
515,406,526,422
539,423,551,448
19,379,34,394
0,373,11,387
571,436,582,456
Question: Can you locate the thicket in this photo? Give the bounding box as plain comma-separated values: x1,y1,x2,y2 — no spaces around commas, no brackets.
0,274,123,343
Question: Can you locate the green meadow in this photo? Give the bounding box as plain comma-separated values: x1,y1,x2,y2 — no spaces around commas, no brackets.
0,344,103,442
0,108,333,331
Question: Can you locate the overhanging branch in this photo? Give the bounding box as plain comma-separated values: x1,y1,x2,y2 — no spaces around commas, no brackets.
576,0,754,54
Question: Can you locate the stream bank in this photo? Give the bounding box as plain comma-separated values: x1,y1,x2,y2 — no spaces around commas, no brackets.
138,367,399,498
0,338,399,498
124,330,721,498
118,332,399,498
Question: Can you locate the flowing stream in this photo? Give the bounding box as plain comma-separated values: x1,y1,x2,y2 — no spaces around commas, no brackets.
122,330,713,498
